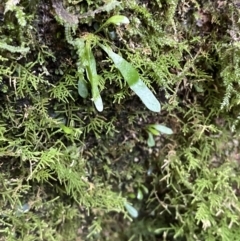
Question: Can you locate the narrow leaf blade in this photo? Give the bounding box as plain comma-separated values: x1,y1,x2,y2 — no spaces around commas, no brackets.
94,97,103,112
96,15,129,33
78,78,89,98
85,43,103,111
147,133,155,147
130,79,161,112
99,44,139,85
148,127,160,136
137,189,143,200
91,75,103,112
124,202,138,218
104,15,130,26
152,124,173,135
99,44,160,112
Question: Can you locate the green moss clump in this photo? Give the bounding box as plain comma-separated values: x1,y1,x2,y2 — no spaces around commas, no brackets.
1,0,240,240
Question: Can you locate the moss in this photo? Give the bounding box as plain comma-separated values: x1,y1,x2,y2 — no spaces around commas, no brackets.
1,0,240,240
